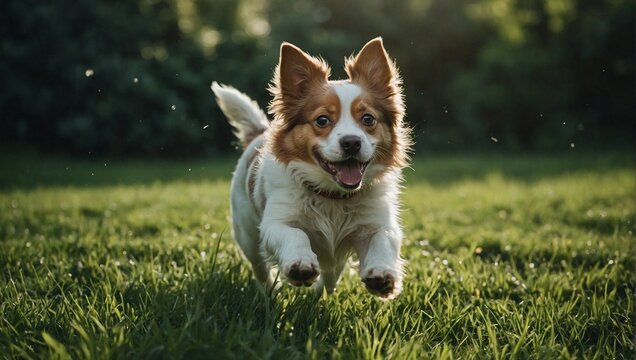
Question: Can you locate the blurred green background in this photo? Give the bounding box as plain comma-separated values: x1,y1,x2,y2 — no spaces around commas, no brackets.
1,0,633,157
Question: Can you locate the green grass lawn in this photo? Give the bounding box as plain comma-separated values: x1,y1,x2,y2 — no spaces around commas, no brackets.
0,152,633,359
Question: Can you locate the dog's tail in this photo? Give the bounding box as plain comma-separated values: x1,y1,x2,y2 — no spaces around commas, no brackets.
211,82,269,148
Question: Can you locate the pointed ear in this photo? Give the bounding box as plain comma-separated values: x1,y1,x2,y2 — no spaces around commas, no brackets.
276,43,330,100
345,37,399,93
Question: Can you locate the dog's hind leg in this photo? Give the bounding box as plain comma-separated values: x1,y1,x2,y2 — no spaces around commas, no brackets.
232,214,274,288
228,136,274,289
234,229,276,292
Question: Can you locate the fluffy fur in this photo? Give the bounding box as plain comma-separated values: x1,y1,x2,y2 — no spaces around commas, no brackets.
211,37,412,299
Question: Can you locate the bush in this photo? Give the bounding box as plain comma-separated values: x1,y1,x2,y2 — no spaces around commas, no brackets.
1,0,633,156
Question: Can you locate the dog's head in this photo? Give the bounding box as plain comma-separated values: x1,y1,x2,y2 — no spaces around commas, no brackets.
268,38,411,195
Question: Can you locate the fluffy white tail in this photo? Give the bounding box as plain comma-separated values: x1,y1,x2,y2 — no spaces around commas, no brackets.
211,82,269,148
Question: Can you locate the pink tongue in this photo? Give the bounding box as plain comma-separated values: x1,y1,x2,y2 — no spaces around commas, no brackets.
336,161,363,186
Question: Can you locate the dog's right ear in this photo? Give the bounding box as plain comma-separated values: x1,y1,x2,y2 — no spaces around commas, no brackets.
269,43,330,120
278,43,330,100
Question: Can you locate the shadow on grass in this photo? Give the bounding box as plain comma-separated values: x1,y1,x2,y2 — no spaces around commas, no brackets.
1,235,335,357
0,152,237,190
38,265,338,357
0,150,631,190
404,151,632,185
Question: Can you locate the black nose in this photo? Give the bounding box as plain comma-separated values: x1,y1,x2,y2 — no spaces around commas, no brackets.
340,135,361,155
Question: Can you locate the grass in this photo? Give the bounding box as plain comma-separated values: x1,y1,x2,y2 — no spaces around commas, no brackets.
0,151,633,359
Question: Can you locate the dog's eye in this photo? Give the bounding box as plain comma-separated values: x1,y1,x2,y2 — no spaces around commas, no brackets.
361,114,376,126
314,115,331,128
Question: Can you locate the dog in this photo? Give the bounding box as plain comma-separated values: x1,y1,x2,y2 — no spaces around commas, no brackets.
211,37,411,299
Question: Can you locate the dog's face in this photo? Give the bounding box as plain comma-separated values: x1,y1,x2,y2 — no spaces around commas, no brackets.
268,38,410,193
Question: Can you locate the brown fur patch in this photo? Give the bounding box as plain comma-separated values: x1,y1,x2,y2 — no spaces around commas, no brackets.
345,38,411,170
270,88,341,164
246,144,262,199
267,38,412,173
268,43,331,132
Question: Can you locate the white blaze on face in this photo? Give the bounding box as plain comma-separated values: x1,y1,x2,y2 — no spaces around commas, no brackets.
319,82,375,162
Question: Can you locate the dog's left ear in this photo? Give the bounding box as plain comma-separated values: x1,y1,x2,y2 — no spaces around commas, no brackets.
345,37,400,94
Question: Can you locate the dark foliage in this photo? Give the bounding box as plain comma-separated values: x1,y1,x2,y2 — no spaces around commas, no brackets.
1,0,633,156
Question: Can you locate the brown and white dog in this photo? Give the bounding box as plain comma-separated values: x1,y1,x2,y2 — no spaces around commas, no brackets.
211,37,411,299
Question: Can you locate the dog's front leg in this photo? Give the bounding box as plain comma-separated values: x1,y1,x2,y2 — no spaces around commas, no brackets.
260,195,319,287
355,227,404,300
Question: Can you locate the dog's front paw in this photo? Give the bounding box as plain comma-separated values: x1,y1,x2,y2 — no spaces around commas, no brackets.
283,258,320,287
362,268,402,300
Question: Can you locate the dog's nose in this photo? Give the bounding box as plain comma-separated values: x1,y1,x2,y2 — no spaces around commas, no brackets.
340,135,361,155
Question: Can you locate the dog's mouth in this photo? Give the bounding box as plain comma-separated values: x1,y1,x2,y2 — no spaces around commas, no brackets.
313,149,370,190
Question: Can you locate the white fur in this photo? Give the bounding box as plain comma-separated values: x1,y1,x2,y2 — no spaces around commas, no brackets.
213,83,405,299
211,82,269,146
319,83,375,162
